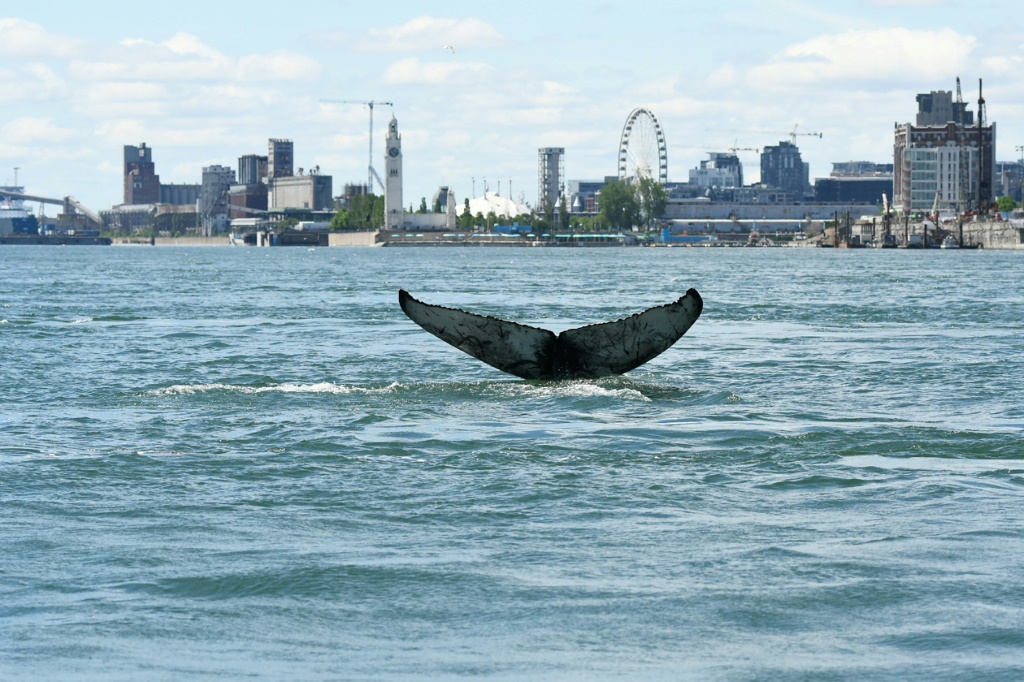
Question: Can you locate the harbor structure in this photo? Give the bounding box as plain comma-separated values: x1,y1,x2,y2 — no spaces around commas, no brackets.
268,139,294,179
230,153,269,219
270,171,333,212
893,81,996,215
198,165,236,234
123,143,160,205
159,183,200,206
239,154,268,185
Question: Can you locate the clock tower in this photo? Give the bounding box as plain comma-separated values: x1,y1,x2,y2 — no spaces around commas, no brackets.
384,115,404,230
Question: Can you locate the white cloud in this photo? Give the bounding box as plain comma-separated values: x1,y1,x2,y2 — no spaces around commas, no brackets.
0,18,79,57
357,16,507,52
237,52,321,81
982,55,1023,77
76,82,170,117
747,28,976,90
1,117,76,143
0,63,68,102
70,33,320,83
382,57,493,85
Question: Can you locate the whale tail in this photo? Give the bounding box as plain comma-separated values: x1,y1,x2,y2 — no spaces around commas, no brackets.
398,289,703,380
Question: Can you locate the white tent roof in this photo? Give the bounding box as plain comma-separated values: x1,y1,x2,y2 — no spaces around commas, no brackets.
460,191,530,218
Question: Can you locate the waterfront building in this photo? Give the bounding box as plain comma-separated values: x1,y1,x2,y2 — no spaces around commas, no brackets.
893,87,996,215
123,143,160,205
159,183,201,206
814,161,893,205
537,148,565,215
239,154,268,186
690,153,743,190
229,184,268,219
760,141,809,197
229,153,269,218
198,165,236,234
997,160,1023,204
567,179,610,215
814,177,892,205
268,139,294,179
830,161,893,177
270,172,333,212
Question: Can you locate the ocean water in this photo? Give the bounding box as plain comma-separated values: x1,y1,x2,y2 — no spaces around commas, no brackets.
2,244,1023,681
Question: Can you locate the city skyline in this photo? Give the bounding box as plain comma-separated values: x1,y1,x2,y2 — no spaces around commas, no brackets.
1,1,1022,213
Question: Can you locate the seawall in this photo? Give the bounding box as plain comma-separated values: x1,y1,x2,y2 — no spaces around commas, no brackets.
960,221,1024,249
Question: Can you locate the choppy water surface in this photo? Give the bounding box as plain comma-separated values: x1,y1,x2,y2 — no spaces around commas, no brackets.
2,245,1023,680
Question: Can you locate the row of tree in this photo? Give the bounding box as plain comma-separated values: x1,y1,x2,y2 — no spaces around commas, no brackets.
329,178,669,232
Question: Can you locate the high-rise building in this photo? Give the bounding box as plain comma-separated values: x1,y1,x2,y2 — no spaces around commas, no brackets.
537,147,565,214
268,139,294,179
123,143,160,205
760,141,808,196
690,153,743,189
893,87,996,215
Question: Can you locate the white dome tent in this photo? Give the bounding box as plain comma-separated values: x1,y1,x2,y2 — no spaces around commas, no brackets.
460,191,530,220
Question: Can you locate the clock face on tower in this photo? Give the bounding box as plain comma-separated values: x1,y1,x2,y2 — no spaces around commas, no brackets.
388,147,400,158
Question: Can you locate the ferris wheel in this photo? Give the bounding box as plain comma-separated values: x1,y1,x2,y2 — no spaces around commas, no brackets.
617,107,668,184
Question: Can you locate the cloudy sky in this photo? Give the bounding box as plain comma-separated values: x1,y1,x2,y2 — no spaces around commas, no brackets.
1,0,1022,212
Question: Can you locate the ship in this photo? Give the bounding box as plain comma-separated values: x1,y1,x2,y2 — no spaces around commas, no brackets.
0,189,41,236
0,185,111,245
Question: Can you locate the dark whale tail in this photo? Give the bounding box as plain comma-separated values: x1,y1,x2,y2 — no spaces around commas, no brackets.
398,289,703,380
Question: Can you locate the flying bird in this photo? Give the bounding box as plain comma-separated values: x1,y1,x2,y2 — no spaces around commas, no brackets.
444,44,455,54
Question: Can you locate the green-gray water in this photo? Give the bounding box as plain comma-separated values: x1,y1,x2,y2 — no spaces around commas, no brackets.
2,245,1023,680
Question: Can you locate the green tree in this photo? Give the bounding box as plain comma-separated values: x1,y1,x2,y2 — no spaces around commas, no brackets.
418,197,428,214
331,194,384,231
598,179,640,230
636,177,667,228
997,195,1018,214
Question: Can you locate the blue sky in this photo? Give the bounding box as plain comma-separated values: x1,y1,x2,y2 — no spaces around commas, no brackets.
1,0,1022,212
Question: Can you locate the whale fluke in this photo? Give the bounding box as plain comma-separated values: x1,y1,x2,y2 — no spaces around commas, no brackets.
398,289,703,380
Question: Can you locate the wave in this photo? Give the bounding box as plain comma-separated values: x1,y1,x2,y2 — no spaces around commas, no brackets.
149,381,402,397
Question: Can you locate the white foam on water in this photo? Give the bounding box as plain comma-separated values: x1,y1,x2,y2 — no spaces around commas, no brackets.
841,454,1024,473
150,381,402,397
505,381,652,402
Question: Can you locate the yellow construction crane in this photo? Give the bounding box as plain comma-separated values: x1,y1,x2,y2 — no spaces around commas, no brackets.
320,99,393,193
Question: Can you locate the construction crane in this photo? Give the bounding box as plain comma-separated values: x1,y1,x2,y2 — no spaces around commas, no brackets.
320,99,393,194
708,125,823,146
955,77,970,213
977,77,991,213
